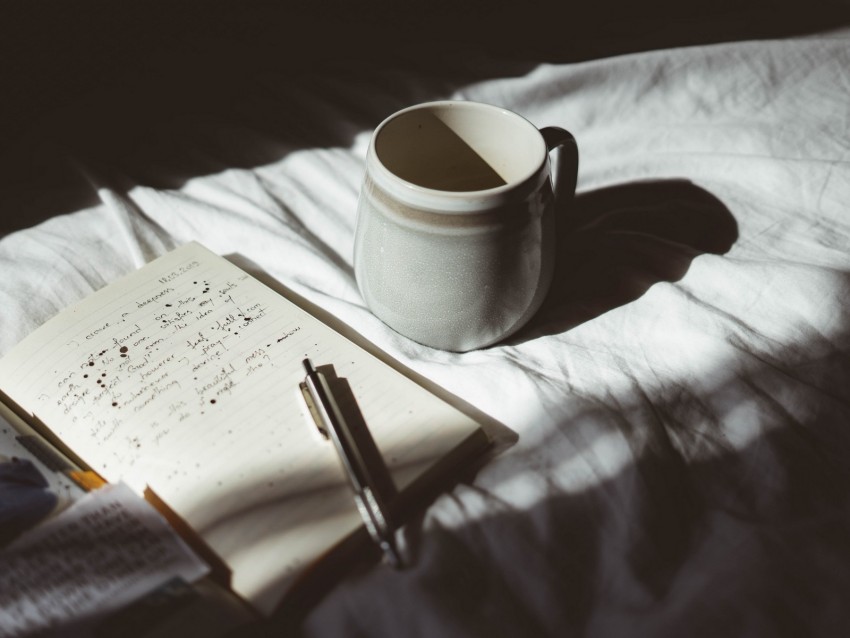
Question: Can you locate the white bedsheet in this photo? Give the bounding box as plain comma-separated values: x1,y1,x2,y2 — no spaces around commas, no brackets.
2,27,850,637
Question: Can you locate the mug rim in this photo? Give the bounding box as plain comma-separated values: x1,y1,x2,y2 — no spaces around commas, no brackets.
367,100,548,213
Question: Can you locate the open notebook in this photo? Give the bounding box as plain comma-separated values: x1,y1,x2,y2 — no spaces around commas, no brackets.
0,242,488,615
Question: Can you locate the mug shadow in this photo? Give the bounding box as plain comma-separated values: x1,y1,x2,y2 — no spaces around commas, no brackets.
514,179,738,341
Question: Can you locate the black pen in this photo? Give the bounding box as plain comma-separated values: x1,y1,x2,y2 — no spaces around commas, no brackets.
299,358,402,568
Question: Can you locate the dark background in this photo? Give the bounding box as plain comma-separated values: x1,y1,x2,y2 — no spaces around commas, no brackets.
0,1,847,236
2,1,848,142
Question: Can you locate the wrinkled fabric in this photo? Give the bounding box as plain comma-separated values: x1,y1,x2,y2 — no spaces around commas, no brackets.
2,29,850,637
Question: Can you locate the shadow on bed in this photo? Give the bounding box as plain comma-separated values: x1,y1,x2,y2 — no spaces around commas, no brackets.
379,410,850,638
398,328,850,637
516,179,738,341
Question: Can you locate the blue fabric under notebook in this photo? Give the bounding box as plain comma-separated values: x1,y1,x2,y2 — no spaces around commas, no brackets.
0,458,57,546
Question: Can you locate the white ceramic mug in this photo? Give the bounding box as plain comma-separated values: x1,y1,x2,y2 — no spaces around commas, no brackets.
353,100,578,352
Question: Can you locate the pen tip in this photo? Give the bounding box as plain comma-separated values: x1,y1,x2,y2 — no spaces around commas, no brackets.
302,358,314,374
382,539,404,570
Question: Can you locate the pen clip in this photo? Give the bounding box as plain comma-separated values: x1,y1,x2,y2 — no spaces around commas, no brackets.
299,381,329,439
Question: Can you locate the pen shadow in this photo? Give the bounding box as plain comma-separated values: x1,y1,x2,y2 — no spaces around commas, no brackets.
316,365,400,517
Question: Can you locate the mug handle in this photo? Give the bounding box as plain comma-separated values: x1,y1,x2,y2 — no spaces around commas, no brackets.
540,126,579,212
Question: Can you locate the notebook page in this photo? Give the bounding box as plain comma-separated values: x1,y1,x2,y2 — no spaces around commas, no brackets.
0,242,482,614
